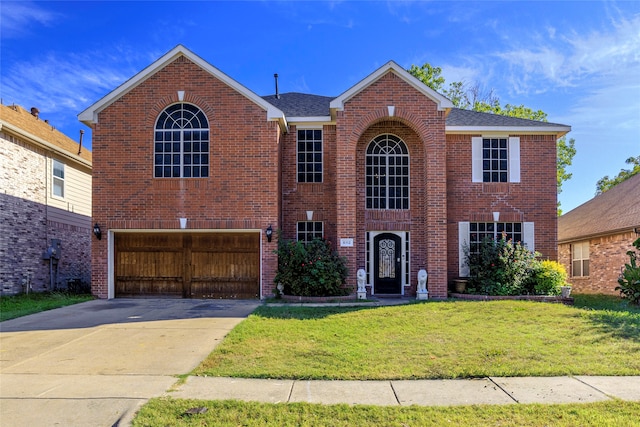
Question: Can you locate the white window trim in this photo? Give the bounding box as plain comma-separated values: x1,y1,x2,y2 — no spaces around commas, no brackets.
571,241,590,277
458,221,534,277
471,136,520,183
52,159,65,199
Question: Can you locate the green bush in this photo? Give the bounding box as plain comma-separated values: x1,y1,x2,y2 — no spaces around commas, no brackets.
465,236,538,296
528,260,567,296
616,237,640,305
274,237,350,297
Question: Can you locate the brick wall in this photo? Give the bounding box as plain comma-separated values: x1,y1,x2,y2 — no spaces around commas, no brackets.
559,231,637,295
91,56,280,298
446,133,559,284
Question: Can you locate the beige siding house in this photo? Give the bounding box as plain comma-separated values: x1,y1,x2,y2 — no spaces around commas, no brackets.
0,104,92,294
558,174,640,295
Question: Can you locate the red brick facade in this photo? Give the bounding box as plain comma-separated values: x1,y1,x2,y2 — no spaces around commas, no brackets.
559,231,637,295
83,46,565,299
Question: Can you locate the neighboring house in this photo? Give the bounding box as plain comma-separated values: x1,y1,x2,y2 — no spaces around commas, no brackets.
558,173,640,295
79,45,570,300
0,104,92,294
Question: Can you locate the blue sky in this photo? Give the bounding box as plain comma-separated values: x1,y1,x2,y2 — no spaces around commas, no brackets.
1,1,638,213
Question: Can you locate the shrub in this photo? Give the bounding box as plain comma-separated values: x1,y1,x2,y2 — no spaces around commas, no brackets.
465,236,538,296
616,237,640,305
274,236,349,297
528,260,567,296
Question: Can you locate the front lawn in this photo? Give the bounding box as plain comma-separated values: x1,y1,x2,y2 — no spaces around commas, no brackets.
0,292,94,322
194,295,640,379
133,399,640,427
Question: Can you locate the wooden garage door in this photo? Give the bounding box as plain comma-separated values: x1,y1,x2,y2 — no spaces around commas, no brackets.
115,233,260,299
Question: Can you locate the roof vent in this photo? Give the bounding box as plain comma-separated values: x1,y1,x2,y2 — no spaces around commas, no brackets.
30,107,40,118
274,73,280,99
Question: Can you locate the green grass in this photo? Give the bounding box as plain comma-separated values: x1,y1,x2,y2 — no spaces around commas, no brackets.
194,296,640,379
0,292,94,322
132,398,640,427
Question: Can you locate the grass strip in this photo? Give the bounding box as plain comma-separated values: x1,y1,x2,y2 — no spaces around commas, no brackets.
132,398,640,427
0,292,93,322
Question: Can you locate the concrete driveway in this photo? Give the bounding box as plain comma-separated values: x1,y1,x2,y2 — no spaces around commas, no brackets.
0,298,260,427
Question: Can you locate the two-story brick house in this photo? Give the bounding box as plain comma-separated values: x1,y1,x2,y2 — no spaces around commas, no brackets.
80,45,569,299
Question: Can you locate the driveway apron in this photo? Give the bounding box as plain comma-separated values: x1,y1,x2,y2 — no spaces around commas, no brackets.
0,299,260,427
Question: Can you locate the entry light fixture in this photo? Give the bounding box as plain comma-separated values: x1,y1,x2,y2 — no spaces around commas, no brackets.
266,225,273,242
93,223,102,240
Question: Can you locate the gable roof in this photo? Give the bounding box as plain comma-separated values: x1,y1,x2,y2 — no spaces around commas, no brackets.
558,173,640,243
0,104,92,166
261,93,334,118
329,60,453,112
78,45,286,130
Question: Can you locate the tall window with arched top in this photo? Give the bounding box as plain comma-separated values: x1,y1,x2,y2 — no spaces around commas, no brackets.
154,103,209,178
366,134,409,209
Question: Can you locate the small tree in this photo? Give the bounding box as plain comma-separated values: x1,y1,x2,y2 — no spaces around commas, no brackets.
616,237,640,305
274,237,349,297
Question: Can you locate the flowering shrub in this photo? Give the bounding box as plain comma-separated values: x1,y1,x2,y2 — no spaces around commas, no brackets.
465,236,538,296
274,237,349,297
526,260,567,296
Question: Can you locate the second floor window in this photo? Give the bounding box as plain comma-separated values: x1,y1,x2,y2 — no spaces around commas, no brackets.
154,103,209,178
52,159,65,198
366,134,409,210
297,129,323,183
472,136,520,183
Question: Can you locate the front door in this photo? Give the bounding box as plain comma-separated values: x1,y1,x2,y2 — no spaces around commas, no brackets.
373,233,402,294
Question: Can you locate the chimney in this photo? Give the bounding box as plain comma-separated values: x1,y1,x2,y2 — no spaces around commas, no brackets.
30,107,40,119
274,73,280,99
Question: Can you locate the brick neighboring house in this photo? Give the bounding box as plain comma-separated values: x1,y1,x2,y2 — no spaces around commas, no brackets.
0,104,92,294
79,45,570,300
558,173,640,295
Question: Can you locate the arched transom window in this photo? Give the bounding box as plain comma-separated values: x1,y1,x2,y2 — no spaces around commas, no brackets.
154,103,209,178
366,134,409,210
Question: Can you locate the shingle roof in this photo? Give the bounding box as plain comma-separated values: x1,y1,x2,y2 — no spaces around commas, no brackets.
558,173,640,242
261,93,334,117
0,104,92,163
446,108,568,128
260,94,570,130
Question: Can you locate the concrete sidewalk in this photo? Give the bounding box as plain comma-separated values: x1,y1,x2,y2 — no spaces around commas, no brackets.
170,375,640,406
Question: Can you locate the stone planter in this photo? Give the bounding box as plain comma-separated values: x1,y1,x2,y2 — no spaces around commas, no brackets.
453,279,467,294
561,286,572,298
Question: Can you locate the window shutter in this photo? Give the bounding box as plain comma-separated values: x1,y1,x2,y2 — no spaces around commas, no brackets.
459,222,470,277
523,222,534,252
509,137,520,183
472,137,483,182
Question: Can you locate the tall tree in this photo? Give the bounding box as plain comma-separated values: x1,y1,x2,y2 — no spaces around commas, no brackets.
408,62,576,215
595,155,640,194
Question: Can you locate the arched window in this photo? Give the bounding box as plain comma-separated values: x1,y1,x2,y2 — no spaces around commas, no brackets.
366,134,409,209
154,103,209,178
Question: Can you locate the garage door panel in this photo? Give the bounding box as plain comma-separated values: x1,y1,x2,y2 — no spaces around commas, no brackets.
115,232,259,299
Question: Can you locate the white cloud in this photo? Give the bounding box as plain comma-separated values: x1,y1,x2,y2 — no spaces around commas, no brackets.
0,1,60,38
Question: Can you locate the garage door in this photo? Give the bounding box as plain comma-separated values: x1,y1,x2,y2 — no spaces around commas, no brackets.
115,233,260,299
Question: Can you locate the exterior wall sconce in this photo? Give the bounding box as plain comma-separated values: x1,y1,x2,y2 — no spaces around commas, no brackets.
266,225,273,242
93,223,102,240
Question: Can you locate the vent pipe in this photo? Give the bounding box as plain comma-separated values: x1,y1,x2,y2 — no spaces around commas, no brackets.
78,130,84,155
274,73,280,99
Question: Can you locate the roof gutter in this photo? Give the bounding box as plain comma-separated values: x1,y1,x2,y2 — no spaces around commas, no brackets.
558,226,640,245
